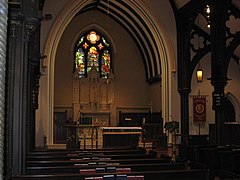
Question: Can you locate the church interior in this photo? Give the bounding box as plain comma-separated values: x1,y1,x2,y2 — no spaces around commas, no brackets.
1,0,240,179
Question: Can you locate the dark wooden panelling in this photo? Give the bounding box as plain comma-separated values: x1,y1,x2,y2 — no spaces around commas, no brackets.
54,111,68,144
119,111,163,142
209,123,240,145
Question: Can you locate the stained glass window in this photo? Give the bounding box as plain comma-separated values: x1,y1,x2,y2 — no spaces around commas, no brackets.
74,30,111,78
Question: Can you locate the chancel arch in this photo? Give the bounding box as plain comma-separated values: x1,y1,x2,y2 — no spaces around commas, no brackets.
38,0,175,148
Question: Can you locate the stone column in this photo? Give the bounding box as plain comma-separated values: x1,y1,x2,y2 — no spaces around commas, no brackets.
0,0,8,179
176,15,193,145
209,0,230,145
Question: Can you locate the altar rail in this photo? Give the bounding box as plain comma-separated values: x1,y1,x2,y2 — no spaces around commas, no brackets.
209,123,240,144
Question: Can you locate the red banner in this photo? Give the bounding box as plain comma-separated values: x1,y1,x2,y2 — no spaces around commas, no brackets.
193,96,206,122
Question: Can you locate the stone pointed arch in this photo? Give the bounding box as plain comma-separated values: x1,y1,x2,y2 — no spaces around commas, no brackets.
38,0,175,147
225,92,240,122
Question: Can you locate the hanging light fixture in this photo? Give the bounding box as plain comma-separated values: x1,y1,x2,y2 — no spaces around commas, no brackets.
205,4,211,28
196,63,203,82
196,14,203,83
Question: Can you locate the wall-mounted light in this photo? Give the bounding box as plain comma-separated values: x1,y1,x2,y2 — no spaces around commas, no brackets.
196,15,203,83
196,63,203,82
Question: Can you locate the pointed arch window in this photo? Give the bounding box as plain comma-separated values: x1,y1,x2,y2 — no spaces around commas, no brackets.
74,30,111,78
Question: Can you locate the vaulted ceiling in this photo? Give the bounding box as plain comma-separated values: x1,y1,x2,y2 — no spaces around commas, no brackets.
51,0,240,83
174,0,240,62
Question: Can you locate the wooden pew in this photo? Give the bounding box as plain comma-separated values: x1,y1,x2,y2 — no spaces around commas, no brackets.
27,147,146,156
214,169,240,180
26,162,185,174
11,169,209,180
25,147,186,178
26,157,170,167
25,145,209,179
178,143,218,166
22,145,210,180
26,152,156,161
182,144,240,179
218,148,240,174
207,148,240,180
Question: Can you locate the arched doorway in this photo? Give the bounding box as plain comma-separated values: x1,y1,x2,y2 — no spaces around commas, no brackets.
224,92,240,122
224,97,236,122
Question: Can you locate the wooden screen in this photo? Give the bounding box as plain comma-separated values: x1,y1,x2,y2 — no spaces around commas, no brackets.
54,111,68,144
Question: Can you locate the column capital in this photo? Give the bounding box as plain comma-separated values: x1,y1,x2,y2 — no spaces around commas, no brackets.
24,18,39,41
207,77,230,90
9,19,22,38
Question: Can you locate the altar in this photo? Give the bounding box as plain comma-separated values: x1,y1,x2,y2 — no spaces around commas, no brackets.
100,127,142,148
65,125,142,149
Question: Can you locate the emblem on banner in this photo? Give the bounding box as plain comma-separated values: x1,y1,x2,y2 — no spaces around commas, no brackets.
193,95,207,122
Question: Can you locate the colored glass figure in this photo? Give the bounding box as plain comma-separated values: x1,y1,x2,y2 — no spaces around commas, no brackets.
101,50,110,77
74,30,111,78
87,46,99,72
75,48,85,78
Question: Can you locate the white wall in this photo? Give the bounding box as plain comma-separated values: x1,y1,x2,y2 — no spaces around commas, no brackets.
149,83,162,112
40,0,69,54
54,10,151,124
142,0,179,123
